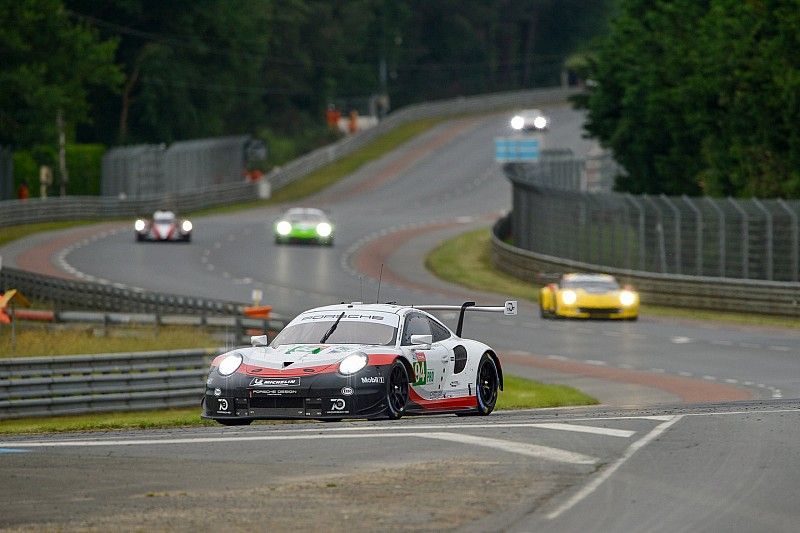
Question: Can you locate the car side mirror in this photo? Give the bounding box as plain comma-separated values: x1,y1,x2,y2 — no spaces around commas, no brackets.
251,335,269,347
410,334,433,348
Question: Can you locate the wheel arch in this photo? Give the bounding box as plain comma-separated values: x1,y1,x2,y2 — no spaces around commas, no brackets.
485,350,503,391
395,355,415,383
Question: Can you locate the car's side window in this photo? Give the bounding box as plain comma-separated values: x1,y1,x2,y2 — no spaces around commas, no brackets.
401,313,432,346
429,318,451,342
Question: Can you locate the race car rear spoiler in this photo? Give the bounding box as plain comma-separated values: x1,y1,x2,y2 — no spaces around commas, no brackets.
414,301,517,337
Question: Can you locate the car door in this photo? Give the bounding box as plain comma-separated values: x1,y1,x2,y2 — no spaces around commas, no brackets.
400,312,448,398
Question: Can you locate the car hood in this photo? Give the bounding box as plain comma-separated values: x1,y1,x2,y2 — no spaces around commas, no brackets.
217,344,386,371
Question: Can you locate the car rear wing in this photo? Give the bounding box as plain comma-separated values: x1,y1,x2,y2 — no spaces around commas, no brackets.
413,301,517,337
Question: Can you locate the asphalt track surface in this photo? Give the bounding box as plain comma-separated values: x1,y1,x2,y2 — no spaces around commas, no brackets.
2,106,800,531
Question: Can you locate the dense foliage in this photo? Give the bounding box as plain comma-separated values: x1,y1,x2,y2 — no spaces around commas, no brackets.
575,0,800,198
1,0,610,152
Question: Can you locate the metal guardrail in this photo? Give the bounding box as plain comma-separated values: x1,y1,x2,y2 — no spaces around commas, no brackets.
0,266,247,315
491,216,800,317
0,349,216,419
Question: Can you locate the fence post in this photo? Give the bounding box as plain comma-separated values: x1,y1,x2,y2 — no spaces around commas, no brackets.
728,197,749,279
660,194,682,275
751,198,773,280
705,197,726,277
644,195,667,273
682,195,703,276
777,199,799,282
626,194,646,271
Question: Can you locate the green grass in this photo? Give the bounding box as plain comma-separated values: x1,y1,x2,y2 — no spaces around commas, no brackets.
0,374,596,435
497,375,598,410
427,227,800,329
0,220,100,248
0,325,219,358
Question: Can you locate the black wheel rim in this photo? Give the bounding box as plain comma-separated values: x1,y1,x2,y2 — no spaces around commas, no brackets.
388,364,408,412
478,360,498,408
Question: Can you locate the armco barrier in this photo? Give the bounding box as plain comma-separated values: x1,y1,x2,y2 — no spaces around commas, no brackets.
491,216,800,317
0,349,217,419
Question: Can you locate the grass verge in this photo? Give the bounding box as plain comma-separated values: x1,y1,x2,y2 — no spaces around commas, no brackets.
0,220,99,248
427,227,800,329
0,325,219,358
0,375,596,435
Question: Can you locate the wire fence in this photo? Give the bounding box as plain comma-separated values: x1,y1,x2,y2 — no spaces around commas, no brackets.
0,146,13,201
507,162,800,282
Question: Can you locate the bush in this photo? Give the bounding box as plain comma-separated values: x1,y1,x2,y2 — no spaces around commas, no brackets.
13,143,105,197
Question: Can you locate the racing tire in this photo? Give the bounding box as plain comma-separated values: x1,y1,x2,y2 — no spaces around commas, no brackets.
475,353,499,415
385,360,409,420
216,418,253,426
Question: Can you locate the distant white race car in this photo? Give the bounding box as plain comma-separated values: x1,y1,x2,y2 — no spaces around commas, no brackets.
134,210,192,242
510,109,549,132
203,300,517,425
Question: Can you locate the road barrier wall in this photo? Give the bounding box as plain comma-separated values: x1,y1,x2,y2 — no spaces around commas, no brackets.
491,216,800,317
0,349,216,419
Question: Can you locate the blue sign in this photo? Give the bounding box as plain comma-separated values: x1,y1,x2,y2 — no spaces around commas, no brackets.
494,137,540,162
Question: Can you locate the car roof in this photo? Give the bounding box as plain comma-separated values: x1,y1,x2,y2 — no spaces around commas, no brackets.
153,210,176,218
562,273,617,282
300,303,406,316
284,207,326,217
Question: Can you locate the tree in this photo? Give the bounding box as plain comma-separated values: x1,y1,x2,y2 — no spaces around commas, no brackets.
0,0,122,148
576,0,800,198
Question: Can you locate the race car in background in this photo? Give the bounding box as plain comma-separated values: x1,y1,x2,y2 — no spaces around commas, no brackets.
202,300,517,425
510,108,549,132
134,210,192,242
539,273,639,320
274,207,334,245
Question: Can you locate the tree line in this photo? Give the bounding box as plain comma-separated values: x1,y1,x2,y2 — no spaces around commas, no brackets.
2,0,610,153
575,0,800,199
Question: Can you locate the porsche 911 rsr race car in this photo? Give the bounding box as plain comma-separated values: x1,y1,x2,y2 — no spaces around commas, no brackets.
539,273,639,320
202,300,517,425
274,207,333,245
134,210,192,242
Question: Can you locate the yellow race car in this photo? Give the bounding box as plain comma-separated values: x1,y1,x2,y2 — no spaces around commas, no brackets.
539,273,639,320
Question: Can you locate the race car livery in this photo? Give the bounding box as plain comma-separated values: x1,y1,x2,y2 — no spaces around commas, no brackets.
134,210,192,242
274,207,334,245
202,301,517,425
539,273,639,320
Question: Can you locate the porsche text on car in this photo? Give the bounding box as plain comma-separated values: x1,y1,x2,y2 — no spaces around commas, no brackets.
203,300,517,425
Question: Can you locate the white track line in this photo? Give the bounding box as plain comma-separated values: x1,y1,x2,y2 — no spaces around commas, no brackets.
545,415,684,520
422,432,596,465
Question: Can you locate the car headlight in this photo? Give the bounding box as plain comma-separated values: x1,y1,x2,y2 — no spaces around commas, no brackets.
339,352,368,375
620,290,636,307
181,220,193,232
134,219,146,232
217,353,243,376
276,220,292,236
533,116,548,129
316,222,332,237
562,290,577,305
510,115,524,130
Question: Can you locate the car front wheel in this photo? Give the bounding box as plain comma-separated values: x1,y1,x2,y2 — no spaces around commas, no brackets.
386,360,409,419
216,418,252,426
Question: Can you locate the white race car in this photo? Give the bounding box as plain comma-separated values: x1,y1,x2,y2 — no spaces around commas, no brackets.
203,300,517,425
134,210,192,242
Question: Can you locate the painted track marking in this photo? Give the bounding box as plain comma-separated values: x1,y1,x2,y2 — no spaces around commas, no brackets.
545,414,684,520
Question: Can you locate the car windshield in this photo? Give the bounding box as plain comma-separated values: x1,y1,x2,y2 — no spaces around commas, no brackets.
561,279,620,291
287,212,324,223
154,215,174,223
270,320,397,347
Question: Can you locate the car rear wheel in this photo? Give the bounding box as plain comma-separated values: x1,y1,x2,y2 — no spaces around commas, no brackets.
386,360,409,419
475,353,499,415
216,418,252,426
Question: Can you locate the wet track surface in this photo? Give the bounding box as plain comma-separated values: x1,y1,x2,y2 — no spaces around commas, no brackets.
2,106,800,531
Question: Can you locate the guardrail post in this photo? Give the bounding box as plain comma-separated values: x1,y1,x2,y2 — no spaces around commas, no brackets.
777,199,799,282
728,197,749,279
682,195,703,276
705,197,726,277
751,198,773,280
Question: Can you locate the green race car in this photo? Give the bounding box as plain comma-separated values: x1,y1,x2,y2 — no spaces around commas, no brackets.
274,207,334,245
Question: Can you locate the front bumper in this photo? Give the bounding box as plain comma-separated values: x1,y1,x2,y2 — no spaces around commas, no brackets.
203,364,389,420
555,305,638,319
